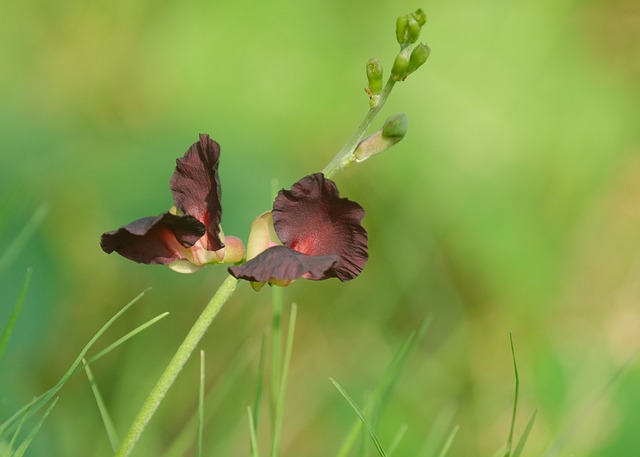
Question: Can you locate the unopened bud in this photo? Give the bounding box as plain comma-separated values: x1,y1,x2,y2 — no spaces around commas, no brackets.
391,47,412,81
354,113,408,163
412,8,427,26
406,43,431,76
395,14,410,45
381,113,408,139
407,16,421,43
366,58,383,95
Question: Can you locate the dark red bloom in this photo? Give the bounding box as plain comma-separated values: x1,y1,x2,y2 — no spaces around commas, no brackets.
101,134,244,271
229,173,368,285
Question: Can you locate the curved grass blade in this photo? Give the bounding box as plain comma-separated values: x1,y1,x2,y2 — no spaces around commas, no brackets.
436,425,459,457
512,410,537,457
504,332,519,457
543,347,638,457
0,289,149,440
0,204,49,275
0,268,31,363
83,359,120,452
3,406,29,457
11,397,58,457
336,315,432,457
331,378,387,457
248,407,261,457
386,424,408,457
85,312,169,366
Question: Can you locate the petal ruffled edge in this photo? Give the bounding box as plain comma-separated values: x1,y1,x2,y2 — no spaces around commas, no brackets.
228,245,340,284
100,212,205,264
170,134,224,251
272,173,368,281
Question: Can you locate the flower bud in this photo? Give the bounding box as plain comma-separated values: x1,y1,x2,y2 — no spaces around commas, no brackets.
391,47,412,81
366,58,383,95
412,8,427,26
406,43,431,75
395,14,409,45
407,16,421,43
381,112,408,139
354,113,408,163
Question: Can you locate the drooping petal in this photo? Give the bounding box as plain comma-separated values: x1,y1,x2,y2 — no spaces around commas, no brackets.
170,134,223,251
272,173,368,281
100,212,205,264
228,245,339,283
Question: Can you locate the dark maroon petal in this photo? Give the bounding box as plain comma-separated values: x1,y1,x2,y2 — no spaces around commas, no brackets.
272,173,368,281
100,212,205,264
170,134,223,251
228,245,340,282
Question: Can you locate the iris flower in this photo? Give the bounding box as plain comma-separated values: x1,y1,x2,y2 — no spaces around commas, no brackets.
101,134,368,286
100,134,244,273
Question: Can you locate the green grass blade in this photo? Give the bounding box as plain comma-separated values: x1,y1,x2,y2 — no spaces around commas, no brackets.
270,286,283,428
543,347,638,457
418,407,456,457
512,409,537,457
336,315,432,457
504,332,519,457
11,397,58,457
270,303,297,457
4,406,29,457
435,425,459,457
0,268,31,363
0,204,49,275
162,346,251,457
0,289,149,440
83,359,120,452
197,350,205,457
331,378,387,457
85,312,169,366
248,407,261,457
386,424,407,457
252,329,267,437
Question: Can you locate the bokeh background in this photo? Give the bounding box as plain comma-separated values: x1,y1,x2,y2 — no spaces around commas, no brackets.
1,0,640,455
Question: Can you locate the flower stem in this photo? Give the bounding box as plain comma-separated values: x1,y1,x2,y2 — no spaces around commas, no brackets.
114,275,238,457
322,78,397,179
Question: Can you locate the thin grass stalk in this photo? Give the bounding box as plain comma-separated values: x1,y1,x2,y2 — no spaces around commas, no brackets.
162,347,251,457
11,398,58,457
331,378,387,457
197,350,205,457
504,332,519,457
270,286,283,429
248,407,261,457
435,425,459,457
0,268,31,363
83,359,120,452
270,304,297,457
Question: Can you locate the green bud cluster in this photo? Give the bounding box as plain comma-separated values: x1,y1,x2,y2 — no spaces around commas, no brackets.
396,8,426,47
390,8,430,81
364,7,431,101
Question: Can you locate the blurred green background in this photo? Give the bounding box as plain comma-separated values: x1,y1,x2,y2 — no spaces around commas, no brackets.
1,0,640,455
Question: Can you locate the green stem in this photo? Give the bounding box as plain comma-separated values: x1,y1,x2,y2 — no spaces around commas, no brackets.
114,275,238,457
270,286,283,430
322,78,397,179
